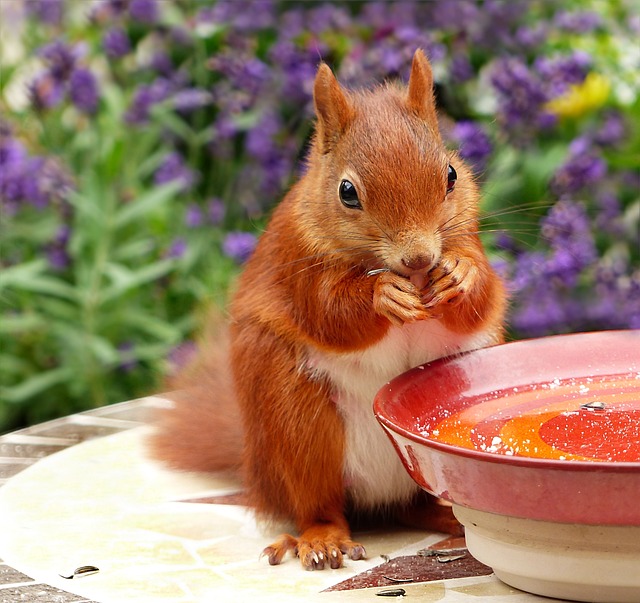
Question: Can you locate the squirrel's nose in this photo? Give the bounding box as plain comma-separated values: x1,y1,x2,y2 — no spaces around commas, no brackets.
401,253,434,272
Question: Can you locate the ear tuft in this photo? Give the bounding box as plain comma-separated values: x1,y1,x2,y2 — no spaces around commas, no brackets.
407,49,439,135
313,62,353,153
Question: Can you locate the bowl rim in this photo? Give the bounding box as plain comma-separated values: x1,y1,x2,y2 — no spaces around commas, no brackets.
374,330,640,472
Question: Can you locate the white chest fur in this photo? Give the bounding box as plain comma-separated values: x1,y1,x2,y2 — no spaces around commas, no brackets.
308,320,497,510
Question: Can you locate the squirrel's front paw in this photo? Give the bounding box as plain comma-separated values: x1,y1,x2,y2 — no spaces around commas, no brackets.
373,271,431,327
422,256,478,309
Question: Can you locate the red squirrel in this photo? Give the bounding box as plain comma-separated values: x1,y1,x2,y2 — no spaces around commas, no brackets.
150,49,506,570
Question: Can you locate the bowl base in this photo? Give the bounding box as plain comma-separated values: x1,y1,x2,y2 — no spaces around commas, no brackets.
454,505,640,603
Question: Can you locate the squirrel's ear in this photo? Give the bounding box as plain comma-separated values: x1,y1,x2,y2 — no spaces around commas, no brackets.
407,49,440,137
313,62,353,153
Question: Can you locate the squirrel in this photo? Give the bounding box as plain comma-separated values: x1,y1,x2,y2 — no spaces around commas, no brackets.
149,49,507,571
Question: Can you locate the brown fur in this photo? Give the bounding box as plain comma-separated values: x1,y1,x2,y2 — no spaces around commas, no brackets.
149,50,506,570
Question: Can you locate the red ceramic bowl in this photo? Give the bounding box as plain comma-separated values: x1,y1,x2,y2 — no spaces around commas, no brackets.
374,330,640,525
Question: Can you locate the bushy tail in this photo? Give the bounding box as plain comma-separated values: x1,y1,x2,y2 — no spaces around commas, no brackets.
147,314,244,474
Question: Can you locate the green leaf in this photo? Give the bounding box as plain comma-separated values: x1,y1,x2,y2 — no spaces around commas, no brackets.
0,273,78,302
113,182,181,229
150,103,195,140
112,239,155,262
0,259,47,289
117,311,182,343
1,367,71,404
0,354,30,375
100,259,176,304
0,313,46,335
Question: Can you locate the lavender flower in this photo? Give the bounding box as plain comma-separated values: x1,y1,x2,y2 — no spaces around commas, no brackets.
595,192,624,236
514,24,548,50
129,0,158,24
154,153,197,192
555,11,602,33
45,225,71,271
184,204,203,228
534,51,591,98
166,237,187,259
552,138,607,196
0,132,54,211
27,73,64,111
25,0,64,25
125,78,173,124
453,121,492,173
450,54,474,83
222,231,257,264
268,41,316,103
511,290,570,336
69,68,99,114
172,88,212,113
593,111,626,147
490,58,548,137
207,198,225,225
204,0,276,32
103,28,131,59
39,40,81,83
246,111,281,162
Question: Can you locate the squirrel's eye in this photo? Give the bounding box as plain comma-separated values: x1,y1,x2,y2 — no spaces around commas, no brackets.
339,179,362,209
447,165,457,194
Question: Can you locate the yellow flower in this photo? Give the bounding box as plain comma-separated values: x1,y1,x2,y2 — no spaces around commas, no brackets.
545,72,611,118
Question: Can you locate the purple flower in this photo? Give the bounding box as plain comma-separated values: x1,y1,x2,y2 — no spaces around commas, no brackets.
149,52,173,76
540,201,596,286
207,198,225,225
38,157,74,204
268,41,316,103
204,0,276,32
595,192,623,235
0,136,62,210
246,111,281,162
103,28,131,59
154,153,197,192
555,11,602,33
593,111,626,147
25,0,64,25
129,0,158,23
39,40,82,82
514,24,548,50
45,225,71,271
453,121,492,173
426,0,480,33
184,204,203,228
552,139,607,196
0,132,26,167
125,78,173,124
450,54,474,83
106,0,128,15
28,73,65,110
172,88,212,113
534,51,591,98
511,290,570,337
47,247,70,271
213,113,239,140
69,68,99,114
167,237,187,259
222,231,257,264
510,251,546,293
490,58,548,137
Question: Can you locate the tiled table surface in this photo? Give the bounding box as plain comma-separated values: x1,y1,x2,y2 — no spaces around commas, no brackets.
0,396,564,603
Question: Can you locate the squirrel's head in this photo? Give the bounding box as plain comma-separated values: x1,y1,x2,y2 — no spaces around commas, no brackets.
301,49,477,280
